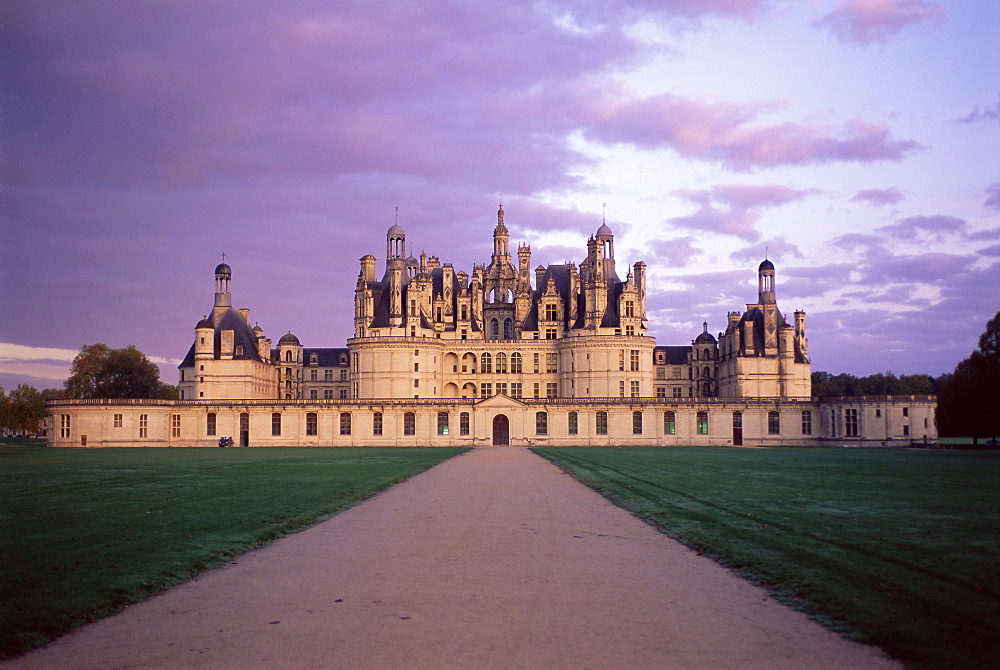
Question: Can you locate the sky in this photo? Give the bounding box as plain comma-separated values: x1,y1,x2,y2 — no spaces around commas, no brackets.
1,0,998,391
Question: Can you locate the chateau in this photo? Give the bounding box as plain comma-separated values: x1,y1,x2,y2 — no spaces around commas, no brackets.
47,206,936,448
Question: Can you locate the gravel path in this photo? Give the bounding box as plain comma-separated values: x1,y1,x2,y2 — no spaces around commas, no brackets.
9,447,898,669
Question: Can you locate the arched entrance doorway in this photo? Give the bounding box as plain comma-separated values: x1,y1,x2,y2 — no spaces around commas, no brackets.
492,414,510,446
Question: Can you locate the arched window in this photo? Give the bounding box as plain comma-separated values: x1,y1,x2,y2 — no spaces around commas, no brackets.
496,352,508,373
490,319,499,338
481,352,492,374
503,318,513,339
285,350,292,362
510,352,522,373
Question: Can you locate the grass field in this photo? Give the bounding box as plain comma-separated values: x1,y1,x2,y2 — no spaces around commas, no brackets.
0,444,466,659
533,446,1000,669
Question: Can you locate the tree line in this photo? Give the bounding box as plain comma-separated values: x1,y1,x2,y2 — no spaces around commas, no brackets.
1,344,177,437
811,371,941,397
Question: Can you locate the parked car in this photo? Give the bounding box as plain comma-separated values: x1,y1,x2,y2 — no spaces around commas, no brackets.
218,436,234,447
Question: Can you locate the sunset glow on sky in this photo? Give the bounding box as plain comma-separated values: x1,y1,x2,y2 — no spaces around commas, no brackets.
2,1,998,389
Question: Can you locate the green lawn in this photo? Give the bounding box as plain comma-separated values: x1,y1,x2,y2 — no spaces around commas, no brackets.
0,445,466,659
533,446,1000,670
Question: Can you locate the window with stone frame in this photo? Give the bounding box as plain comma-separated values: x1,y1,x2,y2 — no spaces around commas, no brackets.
535,411,548,435
663,411,676,434
340,412,352,435
596,411,608,435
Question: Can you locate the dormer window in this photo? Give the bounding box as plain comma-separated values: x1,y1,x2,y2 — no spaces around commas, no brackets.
310,354,318,365
235,346,244,356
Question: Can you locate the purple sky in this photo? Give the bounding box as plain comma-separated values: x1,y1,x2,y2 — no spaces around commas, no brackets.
2,0,998,390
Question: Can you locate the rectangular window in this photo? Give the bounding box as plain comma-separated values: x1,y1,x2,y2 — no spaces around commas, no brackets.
139,414,148,438
845,409,859,437
536,411,548,435
801,411,812,435
324,389,334,400
533,353,540,373
206,413,216,436
306,412,318,436
568,411,578,435
545,303,558,321
546,353,557,373
533,382,540,398
340,389,348,399
902,407,909,417
656,387,666,398
768,411,780,435
340,412,352,435
625,300,635,318
310,389,318,400
545,328,557,339
630,380,640,397
437,412,449,435
630,350,640,372
340,369,348,381
619,350,625,371
481,353,492,373
414,362,419,372
663,411,676,435
510,382,522,399
632,411,642,435
60,414,70,438
414,379,419,388
404,412,416,436
656,367,665,380
496,382,507,396
481,383,492,398
696,411,709,435
460,412,470,436
596,411,608,435
673,387,682,398
310,369,318,381
325,369,334,381
373,412,383,435
113,414,123,428
619,381,626,398
625,325,635,336
272,412,281,436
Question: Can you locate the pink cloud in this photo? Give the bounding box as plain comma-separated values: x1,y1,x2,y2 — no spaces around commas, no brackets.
577,94,921,170
985,184,1000,210
669,185,817,240
814,0,944,45
648,236,702,268
876,215,967,241
851,186,905,206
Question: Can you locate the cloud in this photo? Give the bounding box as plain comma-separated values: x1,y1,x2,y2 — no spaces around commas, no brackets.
851,186,904,206
669,184,817,240
985,183,1000,210
876,215,967,241
959,97,1000,124
861,251,974,284
648,236,702,267
730,238,804,265
814,0,944,45
577,94,921,170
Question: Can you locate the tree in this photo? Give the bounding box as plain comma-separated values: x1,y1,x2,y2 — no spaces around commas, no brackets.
1,384,46,435
65,344,172,399
937,312,1000,443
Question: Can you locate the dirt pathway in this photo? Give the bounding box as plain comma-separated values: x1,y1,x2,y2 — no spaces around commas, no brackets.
9,447,898,668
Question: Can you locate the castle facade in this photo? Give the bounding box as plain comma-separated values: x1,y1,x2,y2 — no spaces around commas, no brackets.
47,206,936,448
